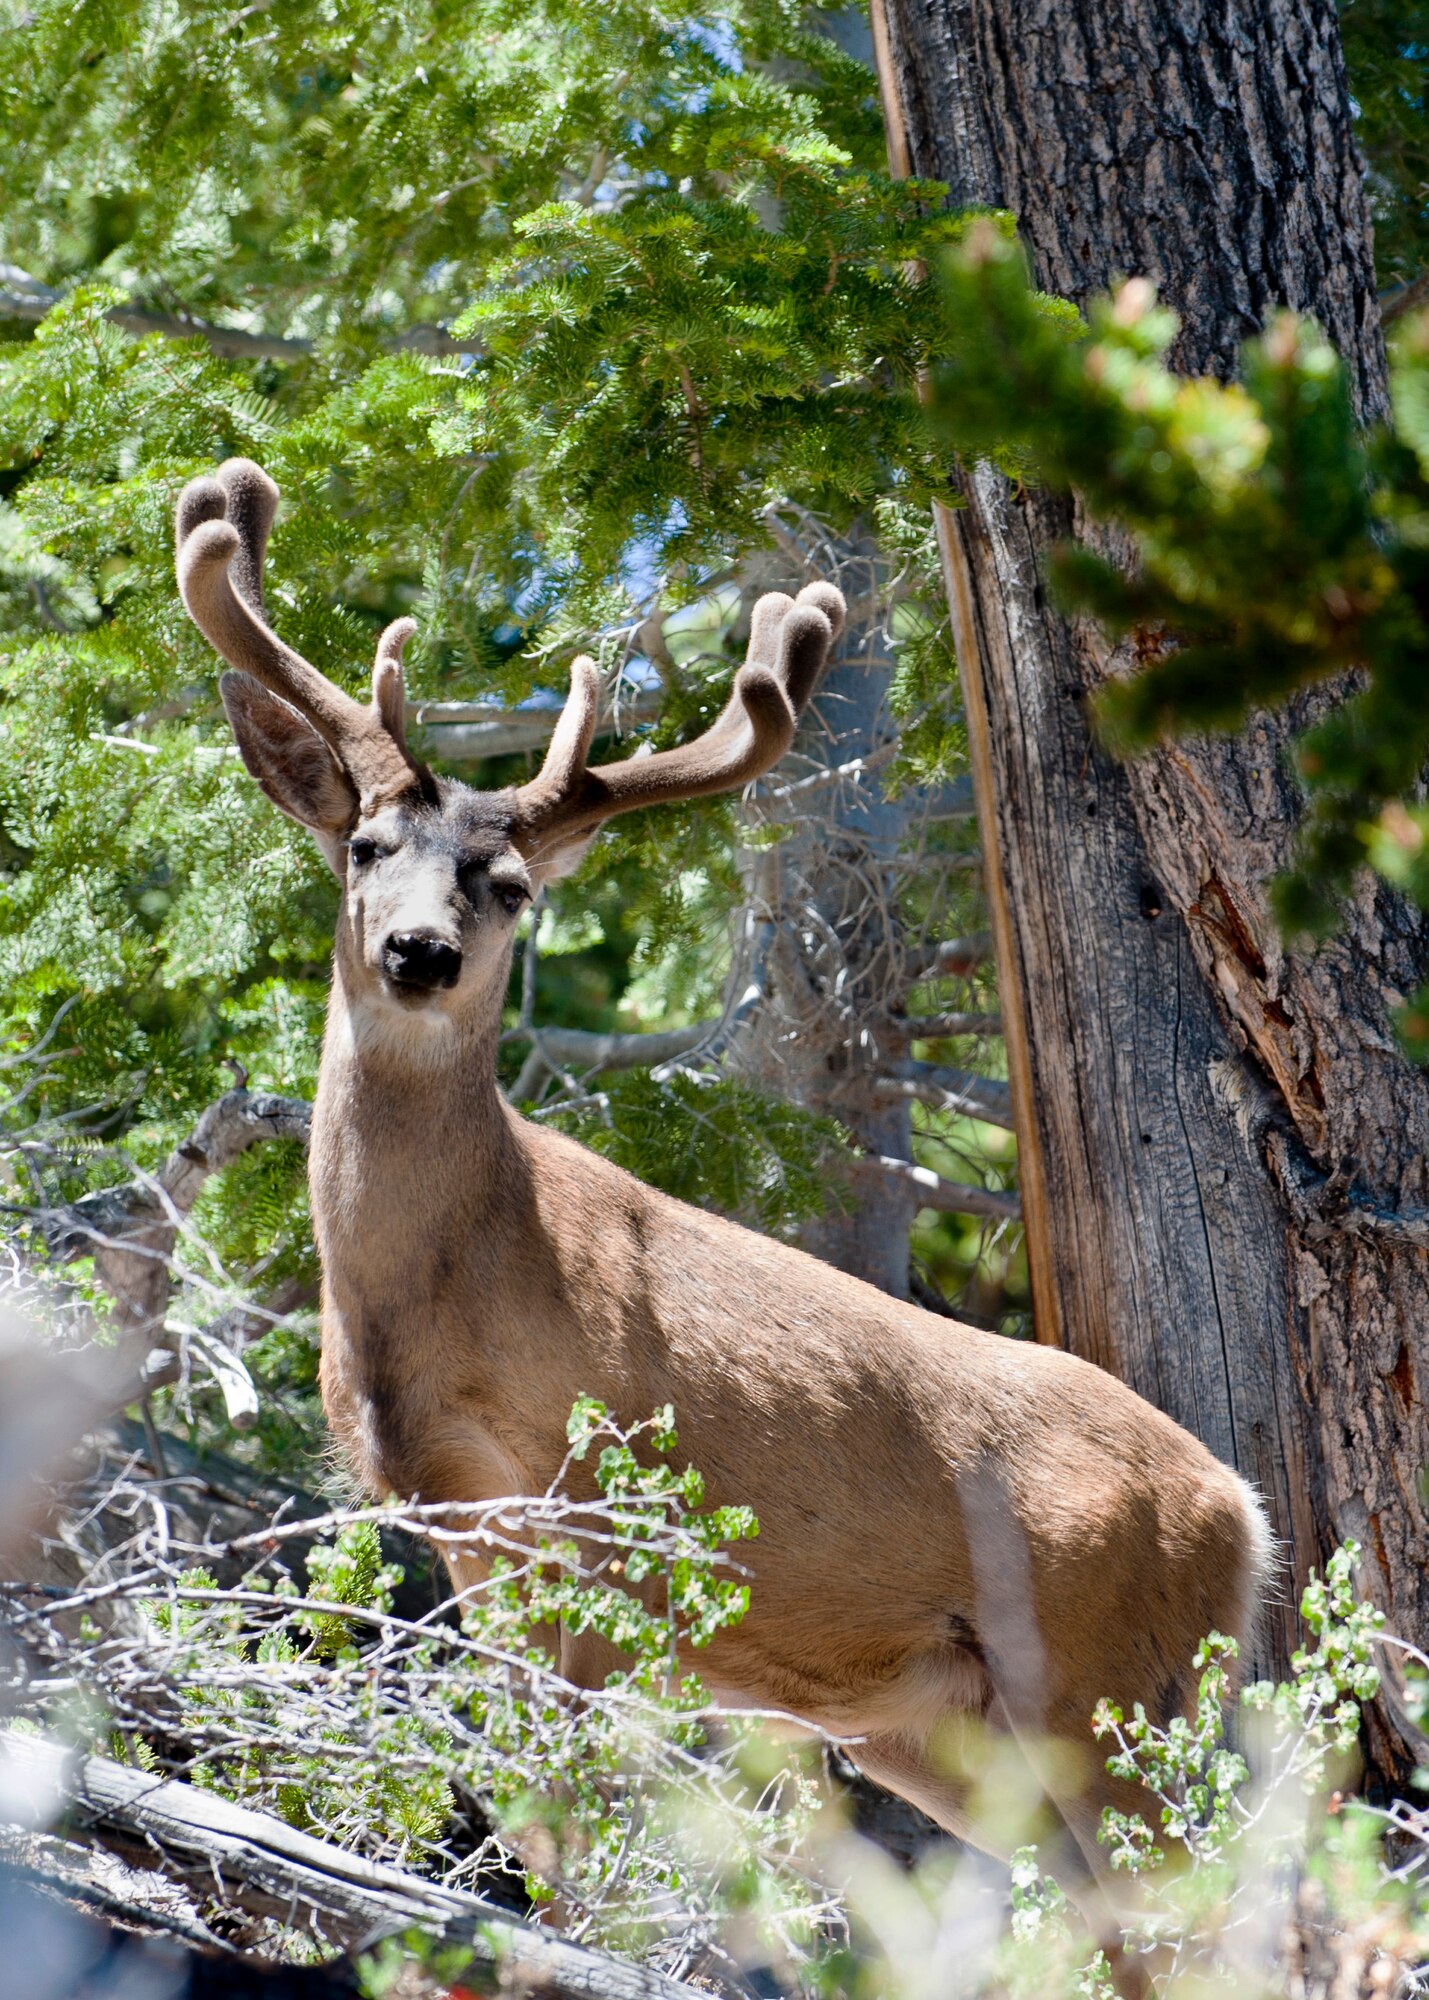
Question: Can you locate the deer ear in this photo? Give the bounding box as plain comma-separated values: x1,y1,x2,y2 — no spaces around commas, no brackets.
521,824,601,886
532,831,601,885
220,671,358,838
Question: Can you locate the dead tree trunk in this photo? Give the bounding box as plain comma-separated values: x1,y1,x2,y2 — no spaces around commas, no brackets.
872,0,1429,1780
734,527,920,1296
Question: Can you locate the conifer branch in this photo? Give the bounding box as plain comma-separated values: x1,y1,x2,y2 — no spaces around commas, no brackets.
0,266,481,359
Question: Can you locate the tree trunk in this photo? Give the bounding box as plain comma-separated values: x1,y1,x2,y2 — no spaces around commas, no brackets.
734,528,921,1296
871,0,1429,1782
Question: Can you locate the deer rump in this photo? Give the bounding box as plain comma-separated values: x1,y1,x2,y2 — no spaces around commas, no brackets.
177,457,1275,1961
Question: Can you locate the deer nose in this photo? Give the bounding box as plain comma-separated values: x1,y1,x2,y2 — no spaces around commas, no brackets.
384,931,463,992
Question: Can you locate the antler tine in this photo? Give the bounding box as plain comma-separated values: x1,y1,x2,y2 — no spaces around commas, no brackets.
514,581,845,849
216,458,278,615
176,459,422,810
372,617,417,751
533,654,600,796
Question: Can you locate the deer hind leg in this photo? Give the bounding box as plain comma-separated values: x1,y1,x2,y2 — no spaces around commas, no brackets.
848,1703,1153,2000
841,1719,986,1846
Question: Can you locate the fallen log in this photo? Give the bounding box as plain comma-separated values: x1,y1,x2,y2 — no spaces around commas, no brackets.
0,1729,701,2000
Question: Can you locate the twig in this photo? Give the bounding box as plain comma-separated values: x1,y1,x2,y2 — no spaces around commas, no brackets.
901,932,994,984
878,1012,1002,1045
1379,269,1429,326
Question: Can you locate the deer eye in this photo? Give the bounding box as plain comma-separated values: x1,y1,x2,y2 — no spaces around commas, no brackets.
494,883,527,917
348,837,379,869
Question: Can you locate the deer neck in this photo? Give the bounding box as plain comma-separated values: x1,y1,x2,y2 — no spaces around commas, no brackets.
310,944,536,1505
311,942,519,1253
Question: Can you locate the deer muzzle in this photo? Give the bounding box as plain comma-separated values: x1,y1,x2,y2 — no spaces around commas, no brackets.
383,931,463,994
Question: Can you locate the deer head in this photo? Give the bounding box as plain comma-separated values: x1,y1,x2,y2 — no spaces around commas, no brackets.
176,459,844,1032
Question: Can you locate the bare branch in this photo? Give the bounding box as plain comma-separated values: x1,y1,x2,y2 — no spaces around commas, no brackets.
513,1024,718,1091
1379,269,1429,326
160,1090,312,1212
412,685,663,766
31,1090,313,1268
851,1154,1021,1222
878,1012,1002,1046
902,932,994,984
869,1064,1014,1130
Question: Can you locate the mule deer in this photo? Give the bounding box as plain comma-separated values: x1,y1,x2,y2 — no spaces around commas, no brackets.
176,458,1273,1940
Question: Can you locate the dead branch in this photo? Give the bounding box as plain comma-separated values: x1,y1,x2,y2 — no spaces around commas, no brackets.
1379,268,1429,325
413,684,662,767
27,1088,311,1336
162,1091,313,1207
851,1155,1021,1223
869,1064,1014,1130
38,1090,312,1257
877,1012,1003,1046
0,1730,699,2000
510,1024,717,1093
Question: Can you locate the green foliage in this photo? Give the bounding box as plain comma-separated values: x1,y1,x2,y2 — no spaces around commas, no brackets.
86,1403,824,1959
451,165,969,604
781,1542,1425,1999
959,1546,1418,1999
0,0,986,1326
1091,1547,1383,1879
1341,0,1429,290
1094,1633,1251,1873
933,228,1429,1050
551,1067,840,1236
300,1516,402,1658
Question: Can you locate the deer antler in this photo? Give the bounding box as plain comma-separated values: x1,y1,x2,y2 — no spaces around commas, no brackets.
175,459,425,812
513,582,845,856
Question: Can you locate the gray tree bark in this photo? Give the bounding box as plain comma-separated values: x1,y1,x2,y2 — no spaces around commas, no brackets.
0,1730,698,2000
733,529,921,1296
870,0,1429,1781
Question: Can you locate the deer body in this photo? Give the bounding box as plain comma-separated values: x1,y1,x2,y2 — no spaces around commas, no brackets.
177,459,1273,1942
316,1036,1258,1745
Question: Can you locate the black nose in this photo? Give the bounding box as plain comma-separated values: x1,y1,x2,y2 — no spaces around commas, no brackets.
384,931,462,991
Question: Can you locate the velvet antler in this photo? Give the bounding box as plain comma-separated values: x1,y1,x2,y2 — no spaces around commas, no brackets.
513,582,845,859
175,459,424,813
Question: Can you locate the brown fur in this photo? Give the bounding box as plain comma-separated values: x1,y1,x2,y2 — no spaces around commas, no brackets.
177,460,1275,1945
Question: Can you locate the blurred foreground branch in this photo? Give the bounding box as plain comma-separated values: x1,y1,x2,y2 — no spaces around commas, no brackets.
0,1729,698,2000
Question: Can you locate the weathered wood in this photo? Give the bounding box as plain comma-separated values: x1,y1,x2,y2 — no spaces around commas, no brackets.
733,532,923,1294
0,1730,699,2000
37,1089,313,1337
872,0,1429,1779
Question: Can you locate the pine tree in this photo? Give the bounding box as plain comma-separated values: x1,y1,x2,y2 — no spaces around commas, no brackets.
0,0,1022,1480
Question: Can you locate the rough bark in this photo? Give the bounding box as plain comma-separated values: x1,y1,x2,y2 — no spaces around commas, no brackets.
0,1730,698,2000
733,531,922,1294
872,0,1429,1780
